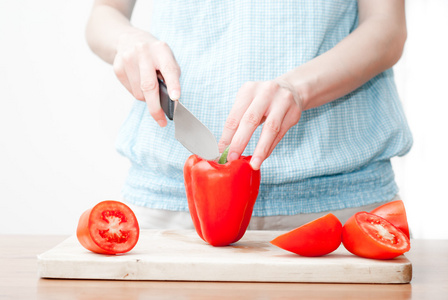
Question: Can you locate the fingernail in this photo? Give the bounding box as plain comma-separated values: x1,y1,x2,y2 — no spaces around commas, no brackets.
250,157,262,170
157,119,167,127
170,89,180,100
227,152,239,162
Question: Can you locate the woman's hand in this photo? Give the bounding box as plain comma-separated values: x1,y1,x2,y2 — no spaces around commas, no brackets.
85,0,181,127
219,79,303,170
219,0,406,170
113,30,181,127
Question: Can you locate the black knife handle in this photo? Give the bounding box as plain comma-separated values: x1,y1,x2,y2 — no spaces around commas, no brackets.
158,78,175,120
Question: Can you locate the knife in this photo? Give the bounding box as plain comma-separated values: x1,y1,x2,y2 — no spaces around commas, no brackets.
158,78,220,161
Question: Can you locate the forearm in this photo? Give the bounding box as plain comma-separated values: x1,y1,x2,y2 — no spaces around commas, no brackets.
85,0,138,64
281,0,407,111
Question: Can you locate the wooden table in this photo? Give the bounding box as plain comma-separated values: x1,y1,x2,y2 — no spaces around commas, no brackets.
1,235,447,300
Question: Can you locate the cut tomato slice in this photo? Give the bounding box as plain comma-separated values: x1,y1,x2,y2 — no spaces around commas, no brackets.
76,201,139,255
270,213,342,257
342,212,410,260
370,200,410,238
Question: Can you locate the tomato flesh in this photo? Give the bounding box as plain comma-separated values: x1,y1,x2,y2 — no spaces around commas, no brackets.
77,201,139,255
370,200,410,238
270,213,342,257
342,212,410,260
97,210,130,243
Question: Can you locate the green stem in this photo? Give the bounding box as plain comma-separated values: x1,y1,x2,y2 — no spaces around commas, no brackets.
218,146,230,164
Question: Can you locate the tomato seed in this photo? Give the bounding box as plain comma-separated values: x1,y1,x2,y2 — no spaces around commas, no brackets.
99,229,129,244
101,210,127,224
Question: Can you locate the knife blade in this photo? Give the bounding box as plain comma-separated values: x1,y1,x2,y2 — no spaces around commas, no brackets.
158,79,220,161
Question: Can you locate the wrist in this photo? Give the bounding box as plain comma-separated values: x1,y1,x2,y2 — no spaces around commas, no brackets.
277,73,310,111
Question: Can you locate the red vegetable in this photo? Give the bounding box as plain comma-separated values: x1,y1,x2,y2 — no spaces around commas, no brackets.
342,212,410,260
76,200,140,254
370,200,410,238
270,213,342,257
184,154,261,246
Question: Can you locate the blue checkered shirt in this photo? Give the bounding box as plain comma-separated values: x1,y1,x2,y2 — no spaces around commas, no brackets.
116,0,413,216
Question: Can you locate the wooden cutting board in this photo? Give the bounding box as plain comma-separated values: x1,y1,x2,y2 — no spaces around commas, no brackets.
37,229,412,283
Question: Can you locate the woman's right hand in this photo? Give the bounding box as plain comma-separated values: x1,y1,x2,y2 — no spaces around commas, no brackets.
113,29,181,127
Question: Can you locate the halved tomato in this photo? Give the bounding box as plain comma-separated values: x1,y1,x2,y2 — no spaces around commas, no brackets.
76,201,140,255
370,200,410,238
342,212,410,260
270,213,342,257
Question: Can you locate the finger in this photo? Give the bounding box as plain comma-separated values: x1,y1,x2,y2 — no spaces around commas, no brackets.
158,60,181,100
113,56,133,96
227,88,272,162
137,46,166,127
150,41,181,100
250,102,289,170
219,82,258,153
266,107,302,158
266,128,288,158
123,52,147,101
141,69,166,127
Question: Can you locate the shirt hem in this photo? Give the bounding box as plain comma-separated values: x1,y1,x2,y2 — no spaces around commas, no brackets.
122,160,398,216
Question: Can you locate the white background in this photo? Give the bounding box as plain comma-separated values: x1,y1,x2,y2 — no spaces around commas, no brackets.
0,1,447,239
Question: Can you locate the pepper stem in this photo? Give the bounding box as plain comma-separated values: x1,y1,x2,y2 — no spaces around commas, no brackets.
218,146,230,164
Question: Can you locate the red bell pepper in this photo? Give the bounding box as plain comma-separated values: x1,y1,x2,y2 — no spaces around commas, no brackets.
183,153,261,246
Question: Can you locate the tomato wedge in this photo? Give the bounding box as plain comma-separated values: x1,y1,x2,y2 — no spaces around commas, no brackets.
370,200,410,238
76,201,140,255
342,212,410,260
270,213,342,257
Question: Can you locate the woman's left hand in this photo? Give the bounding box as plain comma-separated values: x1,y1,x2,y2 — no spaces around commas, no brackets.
219,0,407,172
218,79,303,170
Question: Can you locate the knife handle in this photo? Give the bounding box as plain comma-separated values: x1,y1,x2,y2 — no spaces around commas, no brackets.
158,78,175,120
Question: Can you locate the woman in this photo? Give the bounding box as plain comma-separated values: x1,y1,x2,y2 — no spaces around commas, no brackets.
85,0,412,229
